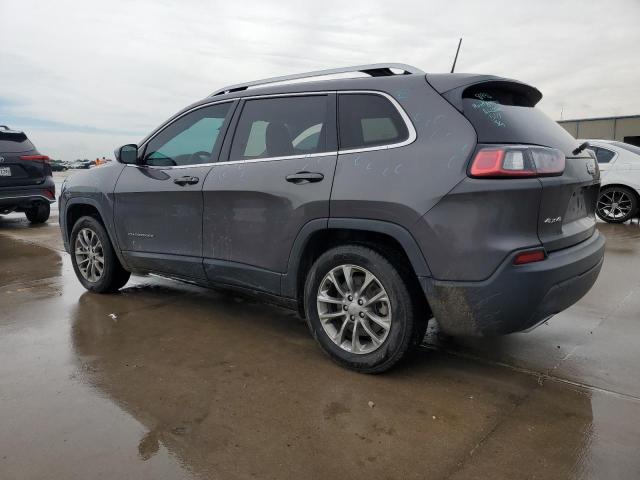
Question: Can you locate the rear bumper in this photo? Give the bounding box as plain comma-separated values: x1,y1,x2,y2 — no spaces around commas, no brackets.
0,180,56,209
421,230,605,336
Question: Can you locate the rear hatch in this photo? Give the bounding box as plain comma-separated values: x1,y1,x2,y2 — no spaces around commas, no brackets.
0,127,49,188
431,76,599,252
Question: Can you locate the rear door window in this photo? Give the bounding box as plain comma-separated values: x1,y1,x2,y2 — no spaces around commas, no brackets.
338,93,409,150
229,95,330,160
591,146,616,163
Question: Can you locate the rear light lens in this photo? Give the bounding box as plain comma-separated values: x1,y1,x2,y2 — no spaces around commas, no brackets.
20,155,50,163
469,146,564,178
44,188,55,200
513,249,546,265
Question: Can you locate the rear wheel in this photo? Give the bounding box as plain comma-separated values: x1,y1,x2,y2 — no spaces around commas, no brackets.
304,245,426,373
596,186,638,223
70,216,130,293
25,202,50,224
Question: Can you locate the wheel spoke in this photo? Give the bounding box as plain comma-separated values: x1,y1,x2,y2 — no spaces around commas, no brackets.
359,319,382,346
327,271,347,298
342,265,354,293
351,320,360,353
319,311,347,321
334,317,350,344
318,294,346,305
365,311,391,330
356,272,374,297
364,290,389,307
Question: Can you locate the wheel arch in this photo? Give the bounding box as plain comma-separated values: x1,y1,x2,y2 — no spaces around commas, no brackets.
64,197,129,269
282,218,432,316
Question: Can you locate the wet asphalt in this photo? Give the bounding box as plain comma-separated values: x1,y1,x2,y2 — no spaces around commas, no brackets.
1,172,640,479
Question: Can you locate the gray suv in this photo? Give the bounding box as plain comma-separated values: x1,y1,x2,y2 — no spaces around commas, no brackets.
59,64,605,372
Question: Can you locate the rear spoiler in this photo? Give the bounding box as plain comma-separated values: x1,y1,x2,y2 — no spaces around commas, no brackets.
426,74,542,111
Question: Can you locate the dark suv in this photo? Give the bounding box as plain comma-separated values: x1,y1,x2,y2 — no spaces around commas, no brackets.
0,126,55,223
59,64,605,372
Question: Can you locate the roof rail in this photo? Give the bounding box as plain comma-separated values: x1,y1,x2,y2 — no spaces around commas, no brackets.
210,63,424,96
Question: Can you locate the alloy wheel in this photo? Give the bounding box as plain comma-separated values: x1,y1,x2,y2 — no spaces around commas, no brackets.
316,264,391,354
597,189,633,221
75,228,105,282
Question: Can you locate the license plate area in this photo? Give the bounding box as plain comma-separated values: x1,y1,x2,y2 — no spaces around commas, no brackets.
0,167,11,177
565,185,598,223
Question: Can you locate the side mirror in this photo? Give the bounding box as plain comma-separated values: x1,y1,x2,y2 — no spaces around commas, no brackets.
115,144,139,164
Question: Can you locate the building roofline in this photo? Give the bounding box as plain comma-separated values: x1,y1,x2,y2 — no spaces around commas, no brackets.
558,114,640,123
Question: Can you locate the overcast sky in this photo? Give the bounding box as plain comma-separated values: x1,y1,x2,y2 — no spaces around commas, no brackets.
1,0,639,160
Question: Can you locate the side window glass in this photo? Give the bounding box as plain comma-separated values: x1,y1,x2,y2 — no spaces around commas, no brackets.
338,93,409,150
144,102,232,167
595,147,615,164
230,96,328,160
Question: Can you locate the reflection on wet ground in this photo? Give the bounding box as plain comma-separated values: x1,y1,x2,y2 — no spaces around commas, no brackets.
1,221,640,479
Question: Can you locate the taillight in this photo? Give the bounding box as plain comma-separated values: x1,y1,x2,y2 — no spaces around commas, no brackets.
513,249,546,265
469,146,564,178
20,155,50,163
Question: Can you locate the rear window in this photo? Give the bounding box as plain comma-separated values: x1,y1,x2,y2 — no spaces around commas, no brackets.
461,84,578,155
338,93,409,150
0,129,35,153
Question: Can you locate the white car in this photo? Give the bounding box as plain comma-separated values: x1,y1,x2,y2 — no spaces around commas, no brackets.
581,139,640,223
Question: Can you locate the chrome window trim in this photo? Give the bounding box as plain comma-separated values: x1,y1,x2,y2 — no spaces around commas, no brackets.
131,90,416,170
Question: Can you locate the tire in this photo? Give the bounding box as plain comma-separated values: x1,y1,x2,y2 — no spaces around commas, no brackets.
596,186,638,223
304,245,427,373
70,216,130,293
25,202,50,224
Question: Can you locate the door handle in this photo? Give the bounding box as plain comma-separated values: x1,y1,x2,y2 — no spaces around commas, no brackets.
174,176,200,186
285,171,324,184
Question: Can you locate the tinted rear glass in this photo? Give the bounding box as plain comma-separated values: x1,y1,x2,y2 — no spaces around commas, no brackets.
338,93,408,150
0,130,35,153
461,85,578,155
230,95,329,160
591,147,615,163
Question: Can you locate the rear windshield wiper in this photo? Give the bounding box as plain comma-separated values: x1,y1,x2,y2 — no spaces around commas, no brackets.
572,141,591,155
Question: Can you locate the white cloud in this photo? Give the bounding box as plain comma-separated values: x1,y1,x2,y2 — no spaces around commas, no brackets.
1,0,639,159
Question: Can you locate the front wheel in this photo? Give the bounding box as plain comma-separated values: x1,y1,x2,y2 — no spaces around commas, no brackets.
70,216,130,293
596,186,638,223
304,245,426,373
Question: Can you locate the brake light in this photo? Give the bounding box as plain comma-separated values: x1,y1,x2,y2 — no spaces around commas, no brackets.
513,249,546,265
20,155,50,163
469,147,564,178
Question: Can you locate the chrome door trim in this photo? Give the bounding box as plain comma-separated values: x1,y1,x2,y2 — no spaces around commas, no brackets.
132,89,416,170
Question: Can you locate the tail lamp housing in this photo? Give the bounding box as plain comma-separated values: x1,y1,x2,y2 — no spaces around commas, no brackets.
20,155,50,163
469,146,565,178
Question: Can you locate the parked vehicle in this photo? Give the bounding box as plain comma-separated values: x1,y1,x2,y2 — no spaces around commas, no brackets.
581,139,640,223
71,159,91,169
0,125,55,223
59,64,605,372
50,159,68,172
